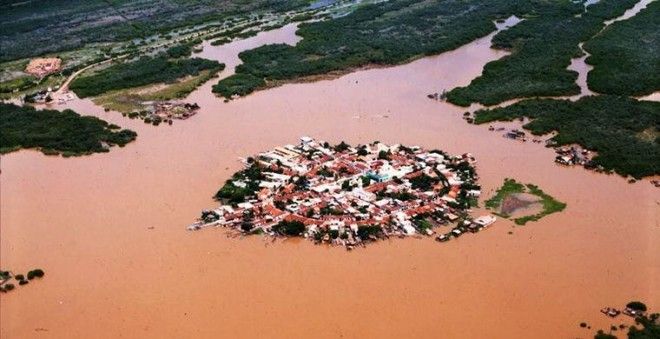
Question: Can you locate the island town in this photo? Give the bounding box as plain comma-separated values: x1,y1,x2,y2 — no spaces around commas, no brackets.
188,137,496,249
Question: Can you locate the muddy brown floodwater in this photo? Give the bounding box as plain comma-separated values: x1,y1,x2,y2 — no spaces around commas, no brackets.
1,18,658,339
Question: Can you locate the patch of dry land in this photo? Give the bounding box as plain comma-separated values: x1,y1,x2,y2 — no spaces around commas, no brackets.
24,58,61,78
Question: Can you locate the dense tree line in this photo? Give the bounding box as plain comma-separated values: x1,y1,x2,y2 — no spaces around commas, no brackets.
473,96,659,178
583,1,659,96
0,103,136,156
70,56,224,98
214,0,519,98
446,0,640,106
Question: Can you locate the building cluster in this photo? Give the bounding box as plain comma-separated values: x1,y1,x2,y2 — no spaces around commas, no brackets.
189,137,496,249
25,58,62,78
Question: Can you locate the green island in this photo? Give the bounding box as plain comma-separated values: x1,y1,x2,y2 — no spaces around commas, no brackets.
445,0,639,107
0,269,45,293
70,56,224,98
0,103,136,156
485,178,566,225
473,96,659,178
583,1,659,96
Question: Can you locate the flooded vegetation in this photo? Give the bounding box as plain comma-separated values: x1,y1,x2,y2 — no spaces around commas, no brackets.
0,269,45,293
473,96,659,178
446,0,639,106
0,0,658,338
583,1,659,96
485,178,566,225
0,103,136,156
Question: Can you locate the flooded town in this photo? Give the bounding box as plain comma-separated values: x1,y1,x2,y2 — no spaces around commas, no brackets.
188,137,497,248
1,0,658,338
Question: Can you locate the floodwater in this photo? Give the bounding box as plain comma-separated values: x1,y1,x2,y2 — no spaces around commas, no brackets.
1,15,658,339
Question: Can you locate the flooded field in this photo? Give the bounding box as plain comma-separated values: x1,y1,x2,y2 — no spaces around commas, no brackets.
1,18,658,339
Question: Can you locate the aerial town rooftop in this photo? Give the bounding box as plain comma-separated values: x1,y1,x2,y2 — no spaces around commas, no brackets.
189,137,496,249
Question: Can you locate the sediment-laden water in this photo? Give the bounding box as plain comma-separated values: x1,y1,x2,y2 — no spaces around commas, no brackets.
1,16,658,339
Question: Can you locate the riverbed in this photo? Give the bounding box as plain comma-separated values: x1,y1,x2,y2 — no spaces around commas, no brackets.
1,15,658,339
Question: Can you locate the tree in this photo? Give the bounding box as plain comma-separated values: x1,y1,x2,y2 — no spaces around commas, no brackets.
627,301,648,312
594,330,616,339
628,313,659,339
272,220,306,236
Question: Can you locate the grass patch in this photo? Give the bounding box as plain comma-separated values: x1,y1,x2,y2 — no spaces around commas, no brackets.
473,95,660,178
0,103,136,156
484,178,525,215
485,178,566,225
583,1,660,96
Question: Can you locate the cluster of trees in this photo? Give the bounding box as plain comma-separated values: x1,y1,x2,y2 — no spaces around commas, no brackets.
446,0,640,106
583,1,659,96
214,163,264,203
212,73,265,98
474,96,660,178
70,56,224,98
271,220,305,236
0,268,45,293
0,103,137,156
166,43,194,58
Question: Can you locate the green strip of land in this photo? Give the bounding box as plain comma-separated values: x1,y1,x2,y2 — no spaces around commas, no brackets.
0,103,136,156
70,56,224,98
473,96,660,178
583,1,660,96
446,0,639,107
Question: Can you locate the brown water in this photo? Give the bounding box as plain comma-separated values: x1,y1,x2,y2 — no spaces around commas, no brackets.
1,17,658,339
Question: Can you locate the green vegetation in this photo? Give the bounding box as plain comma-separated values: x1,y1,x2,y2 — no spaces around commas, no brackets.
214,164,264,203
628,312,659,339
484,178,525,210
213,0,520,98
474,96,660,178
27,269,45,280
446,0,639,106
513,184,567,225
166,43,194,58
583,1,660,96
93,68,219,114
0,0,309,61
0,268,46,293
592,303,659,339
627,302,648,313
212,73,265,98
0,75,36,93
485,178,566,225
272,220,306,236
0,103,136,156
70,56,224,98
